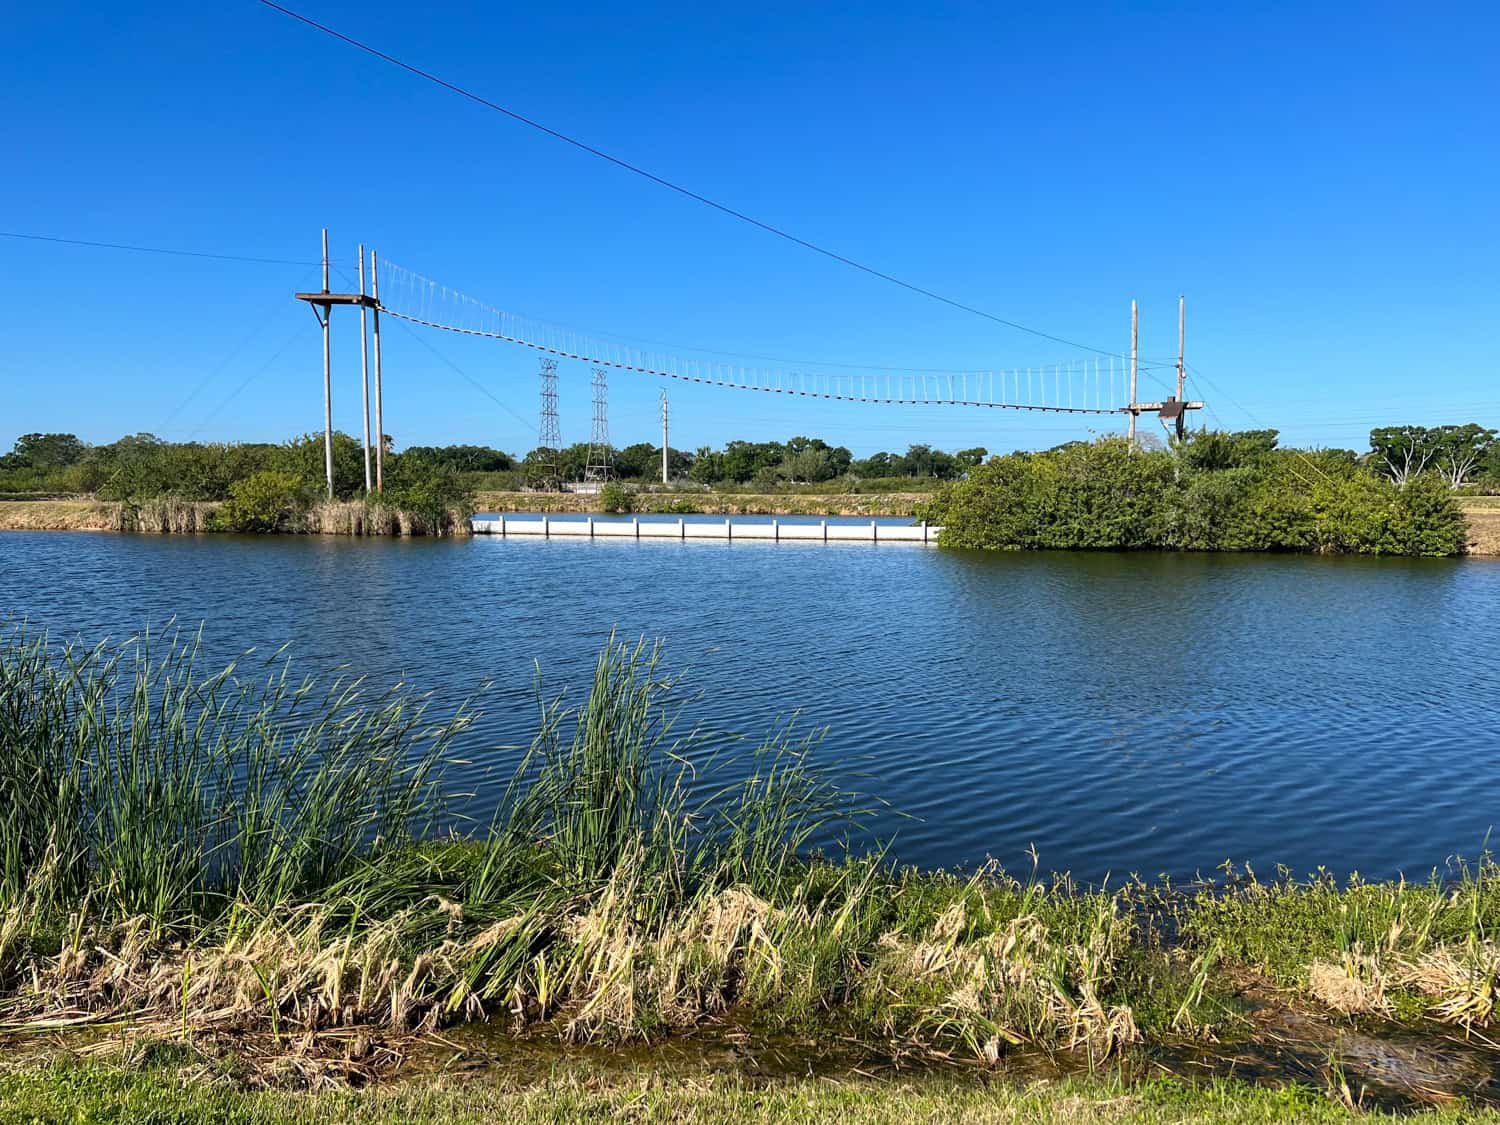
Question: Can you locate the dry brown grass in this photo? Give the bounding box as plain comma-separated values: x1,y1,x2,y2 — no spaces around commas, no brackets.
1306,940,1500,1028
865,898,1141,1059
0,499,120,531
1461,506,1500,556
1307,955,1391,1016
1398,941,1500,1027
123,499,219,533
0,498,471,536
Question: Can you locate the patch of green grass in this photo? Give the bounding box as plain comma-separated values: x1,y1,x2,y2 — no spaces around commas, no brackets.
4,1058,1485,1124
1176,864,1500,988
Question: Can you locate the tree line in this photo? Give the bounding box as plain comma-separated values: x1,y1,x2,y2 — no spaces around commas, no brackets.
0,432,472,532
513,438,987,487
4,421,1498,503
0,431,998,494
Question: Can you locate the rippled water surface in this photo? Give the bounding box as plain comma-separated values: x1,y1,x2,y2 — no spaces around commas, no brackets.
3,529,1498,883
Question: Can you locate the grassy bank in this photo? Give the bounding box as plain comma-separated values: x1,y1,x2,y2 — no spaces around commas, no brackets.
0,498,118,531
8,492,1498,554
0,498,472,536
472,489,931,518
1463,504,1500,555
4,1059,1486,1123
4,629,1500,1113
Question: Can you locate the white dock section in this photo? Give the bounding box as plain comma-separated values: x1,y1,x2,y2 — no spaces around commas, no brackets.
470,515,941,545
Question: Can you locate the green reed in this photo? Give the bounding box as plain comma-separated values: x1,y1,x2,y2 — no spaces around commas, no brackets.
18,625,1497,1060
0,625,456,929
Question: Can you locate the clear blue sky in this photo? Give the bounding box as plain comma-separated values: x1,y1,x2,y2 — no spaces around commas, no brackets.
4,1,1496,457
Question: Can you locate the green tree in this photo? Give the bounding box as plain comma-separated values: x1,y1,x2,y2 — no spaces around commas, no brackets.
1181,429,1279,471
402,444,514,472
783,446,833,483
271,433,366,499
688,446,725,485
598,481,633,513
613,442,659,480
382,456,474,531
1431,424,1496,489
9,433,86,469
520,447,563,491
1369,425,1440,487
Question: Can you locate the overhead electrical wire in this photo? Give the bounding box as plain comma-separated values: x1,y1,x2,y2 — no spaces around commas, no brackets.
0,230,315,266
255,0,1125,357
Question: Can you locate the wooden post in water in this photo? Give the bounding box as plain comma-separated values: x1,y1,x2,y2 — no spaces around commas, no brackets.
358,244,372,493
320,229,334,499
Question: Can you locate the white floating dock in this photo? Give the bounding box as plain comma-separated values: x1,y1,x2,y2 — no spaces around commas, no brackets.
470,515,940,544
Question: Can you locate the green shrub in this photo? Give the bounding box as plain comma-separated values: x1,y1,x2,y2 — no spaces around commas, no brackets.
920,435,1469,557
381,457,475,533
598,481,633,513
211,470,306,533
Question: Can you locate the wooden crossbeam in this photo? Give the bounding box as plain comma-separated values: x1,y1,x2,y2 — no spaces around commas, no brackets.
294,291,378,307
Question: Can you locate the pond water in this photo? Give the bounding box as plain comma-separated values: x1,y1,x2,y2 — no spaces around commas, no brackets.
3,528,1498,884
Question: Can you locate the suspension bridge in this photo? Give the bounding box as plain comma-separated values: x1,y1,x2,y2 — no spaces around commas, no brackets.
296,230,1203,499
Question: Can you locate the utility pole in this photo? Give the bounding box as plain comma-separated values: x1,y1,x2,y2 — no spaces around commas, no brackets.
321,229,334,498
1176,295,1186,402
358,243,372,492
1174,295,1187,441
295,231,382,499
1118,294,1202,442
660,390,669,485
1127,299,1139,446
371,250,384,491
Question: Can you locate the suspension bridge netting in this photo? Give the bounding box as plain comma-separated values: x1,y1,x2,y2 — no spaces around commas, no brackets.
375,260,1141,415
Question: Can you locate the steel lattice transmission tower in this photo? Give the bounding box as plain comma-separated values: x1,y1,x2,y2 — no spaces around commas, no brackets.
536,357,562,491
583,367,613,484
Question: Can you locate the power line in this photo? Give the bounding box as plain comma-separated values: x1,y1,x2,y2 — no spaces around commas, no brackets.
0,230,315,266
189,325,312,437
255,0,1122,356
159,265,324,431
391,318,536,432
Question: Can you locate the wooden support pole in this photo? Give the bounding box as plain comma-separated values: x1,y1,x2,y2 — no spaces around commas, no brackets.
321,228,334,500
1127,299,1139,446
1176,295,1186,401
358,243,372,493
1175,295,1187,440
371,250,385,492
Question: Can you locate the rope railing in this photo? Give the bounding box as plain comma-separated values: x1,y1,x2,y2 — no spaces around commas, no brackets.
377,259,1133,414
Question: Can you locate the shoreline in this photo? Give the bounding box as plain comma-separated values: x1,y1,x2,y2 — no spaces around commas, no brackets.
5,630,1500,1116
0,497,473,537
4,495,1499,554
